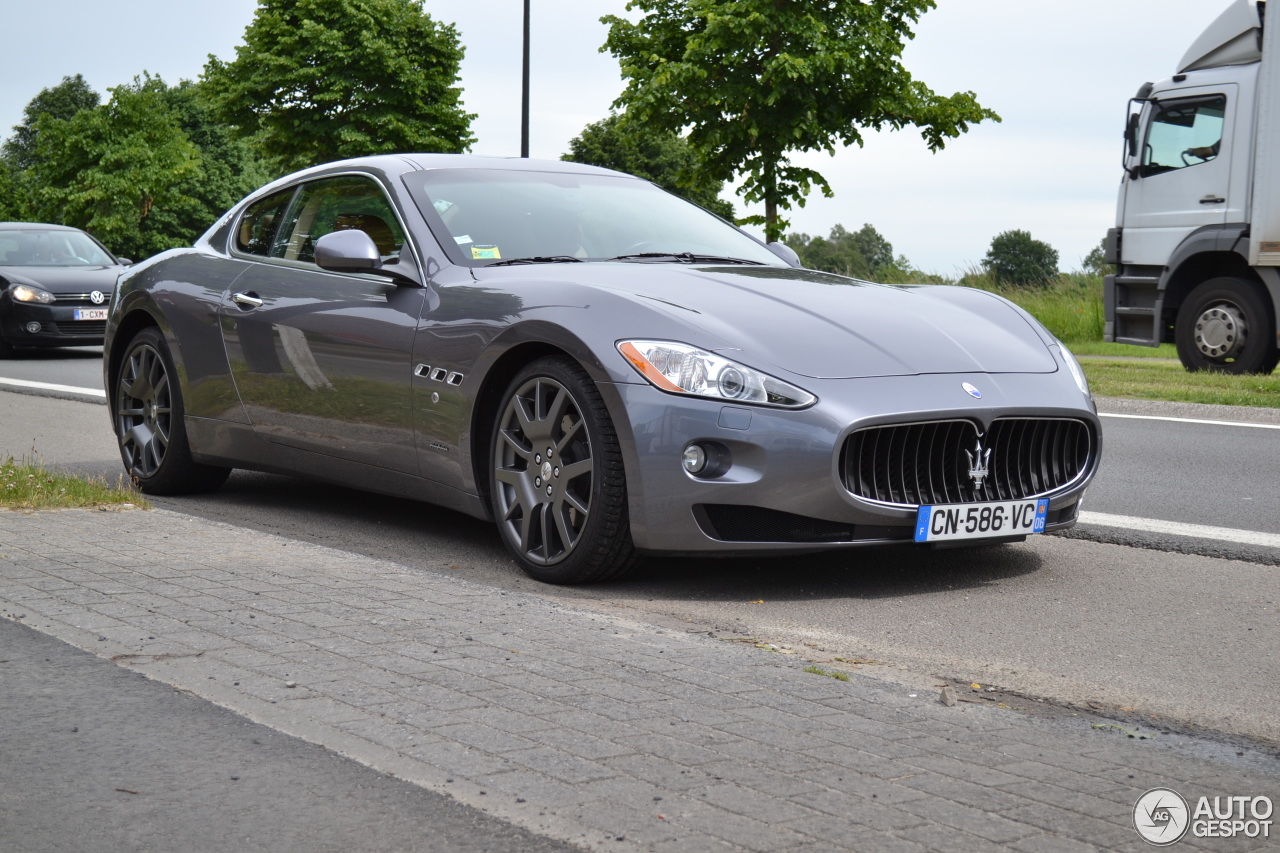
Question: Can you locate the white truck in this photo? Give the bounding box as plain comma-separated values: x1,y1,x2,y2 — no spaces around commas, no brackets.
1105,0,1280,373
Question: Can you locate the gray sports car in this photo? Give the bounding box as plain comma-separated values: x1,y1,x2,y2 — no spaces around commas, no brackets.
103,154,1101,584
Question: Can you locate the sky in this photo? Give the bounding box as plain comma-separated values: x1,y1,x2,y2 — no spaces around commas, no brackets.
1,0,1234,274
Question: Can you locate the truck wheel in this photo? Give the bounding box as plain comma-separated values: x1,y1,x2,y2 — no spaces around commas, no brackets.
1175,277,1279,374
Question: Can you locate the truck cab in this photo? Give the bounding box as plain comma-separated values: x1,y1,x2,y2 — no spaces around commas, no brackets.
1106,0,1280,374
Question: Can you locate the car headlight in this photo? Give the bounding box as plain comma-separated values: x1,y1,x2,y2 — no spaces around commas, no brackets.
617,340,816,408
9,283,55,304
1055,343,1091,399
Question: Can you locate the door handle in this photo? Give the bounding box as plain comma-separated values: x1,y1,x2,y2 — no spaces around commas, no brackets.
1200,195,1226,205
231,291,264,309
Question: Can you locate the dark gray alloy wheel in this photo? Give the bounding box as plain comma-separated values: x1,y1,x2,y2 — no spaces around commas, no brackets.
114,326,230,494
1175,276,1279,374
490,357,635,584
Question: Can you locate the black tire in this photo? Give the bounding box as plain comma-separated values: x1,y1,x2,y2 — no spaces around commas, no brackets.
114,326,231,495
1175,276,1279,374
489,356,636,584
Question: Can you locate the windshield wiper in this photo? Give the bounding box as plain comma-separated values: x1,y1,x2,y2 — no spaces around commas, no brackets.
486,255,585,266
605,252,764,265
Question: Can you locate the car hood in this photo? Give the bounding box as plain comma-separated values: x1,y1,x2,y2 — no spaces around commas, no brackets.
0,265,122,294
476,263,1058,379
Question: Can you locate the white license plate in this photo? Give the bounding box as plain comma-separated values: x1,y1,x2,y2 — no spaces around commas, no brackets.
74,308,108,321
914,498,1049,543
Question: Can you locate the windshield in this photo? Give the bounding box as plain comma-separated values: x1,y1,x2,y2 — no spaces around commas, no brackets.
0,228,115,267
403,168,783,267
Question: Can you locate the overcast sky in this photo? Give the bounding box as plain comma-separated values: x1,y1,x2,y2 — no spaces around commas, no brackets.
3,0,1230,273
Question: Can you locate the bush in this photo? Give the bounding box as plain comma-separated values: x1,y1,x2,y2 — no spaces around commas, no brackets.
983,229,1059,286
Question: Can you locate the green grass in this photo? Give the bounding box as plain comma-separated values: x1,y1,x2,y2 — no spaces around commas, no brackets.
803,665,850,682
1080,359,1280,407
0,457,147,510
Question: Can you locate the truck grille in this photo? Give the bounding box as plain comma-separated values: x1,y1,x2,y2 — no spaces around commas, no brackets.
842,418,1094,506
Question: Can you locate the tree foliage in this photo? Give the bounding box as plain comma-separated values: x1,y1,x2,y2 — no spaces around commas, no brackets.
786,223,896,279
2,74,100,172
22,75,268,260
563,113,733,219
983,230,1060,286
1080,237,1110,276
202,0,475,172
602,0,999,242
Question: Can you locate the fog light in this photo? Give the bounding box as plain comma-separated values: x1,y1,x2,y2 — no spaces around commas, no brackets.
681,443,708,474
25,322,42,334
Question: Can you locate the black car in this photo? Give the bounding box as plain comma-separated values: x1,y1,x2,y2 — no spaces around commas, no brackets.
0,222,130,357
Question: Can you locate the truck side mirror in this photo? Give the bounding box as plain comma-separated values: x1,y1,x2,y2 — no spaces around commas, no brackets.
1126,113,1140,159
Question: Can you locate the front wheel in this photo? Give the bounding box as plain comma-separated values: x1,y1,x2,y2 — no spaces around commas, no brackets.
1175,277,1279,374
114,326,231,494
489,357,635,584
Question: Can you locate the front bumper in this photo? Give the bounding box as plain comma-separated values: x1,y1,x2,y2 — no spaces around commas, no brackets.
604,370,1101,555
1,298,108,348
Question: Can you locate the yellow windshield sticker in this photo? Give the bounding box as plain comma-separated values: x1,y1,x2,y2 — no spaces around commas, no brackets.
471,245,501,259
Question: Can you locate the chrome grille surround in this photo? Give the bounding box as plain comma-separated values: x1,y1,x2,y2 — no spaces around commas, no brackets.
841,417,1095,508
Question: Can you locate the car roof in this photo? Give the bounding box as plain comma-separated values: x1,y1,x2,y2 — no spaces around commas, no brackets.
0,222,85,232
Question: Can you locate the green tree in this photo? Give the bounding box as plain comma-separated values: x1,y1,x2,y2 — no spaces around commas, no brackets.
2,74,100,172
564,113,734,219
1080,237,1110,276
602,0,999,242
983,230,1060,286
786,223,895,279
202,0,474,173
27,75,203,259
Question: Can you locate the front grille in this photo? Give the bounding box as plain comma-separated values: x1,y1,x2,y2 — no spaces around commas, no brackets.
54,292,111,304
53,321,106,336
842,418,1094,506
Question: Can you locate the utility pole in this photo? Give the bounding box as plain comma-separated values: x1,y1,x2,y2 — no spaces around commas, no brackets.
521,0,530,157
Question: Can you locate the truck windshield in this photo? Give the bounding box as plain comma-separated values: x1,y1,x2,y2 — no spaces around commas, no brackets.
1141,95,1226,176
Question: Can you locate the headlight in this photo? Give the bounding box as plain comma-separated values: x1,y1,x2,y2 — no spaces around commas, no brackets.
9,284,55,304
1055,344,1091,399
618,340,816,408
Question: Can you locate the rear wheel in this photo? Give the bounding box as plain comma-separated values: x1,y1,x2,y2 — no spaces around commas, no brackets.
114,326,230,494
1175,277,1279,374
489,357,635,584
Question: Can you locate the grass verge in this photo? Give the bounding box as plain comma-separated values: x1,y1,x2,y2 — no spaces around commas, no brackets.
1,457,148,511
1080,359,1280,407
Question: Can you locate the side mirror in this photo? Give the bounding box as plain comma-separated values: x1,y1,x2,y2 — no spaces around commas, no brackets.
767,241,802,267
314,230,420,285
117,258,133,266
315,229,382,272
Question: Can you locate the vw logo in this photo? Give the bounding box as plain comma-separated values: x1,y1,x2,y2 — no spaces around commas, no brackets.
962,382,982,399
89,290,106,304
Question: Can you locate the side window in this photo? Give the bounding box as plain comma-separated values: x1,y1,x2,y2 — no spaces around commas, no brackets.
1141,95,1226,177
270,176,407,265
234,188,296,256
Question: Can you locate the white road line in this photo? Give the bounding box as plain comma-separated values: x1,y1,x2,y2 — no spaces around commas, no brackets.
1099,412,1280,430
0,377,106,398
1080,511,1280,548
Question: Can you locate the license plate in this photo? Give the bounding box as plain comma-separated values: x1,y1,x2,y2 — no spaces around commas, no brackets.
74,308,108,321
914,498,1049,543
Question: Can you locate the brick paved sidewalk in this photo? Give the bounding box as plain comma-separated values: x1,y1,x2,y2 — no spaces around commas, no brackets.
1,507,1275,852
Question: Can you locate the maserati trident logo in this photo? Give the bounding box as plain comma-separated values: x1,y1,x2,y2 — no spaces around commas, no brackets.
965,439,991,489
